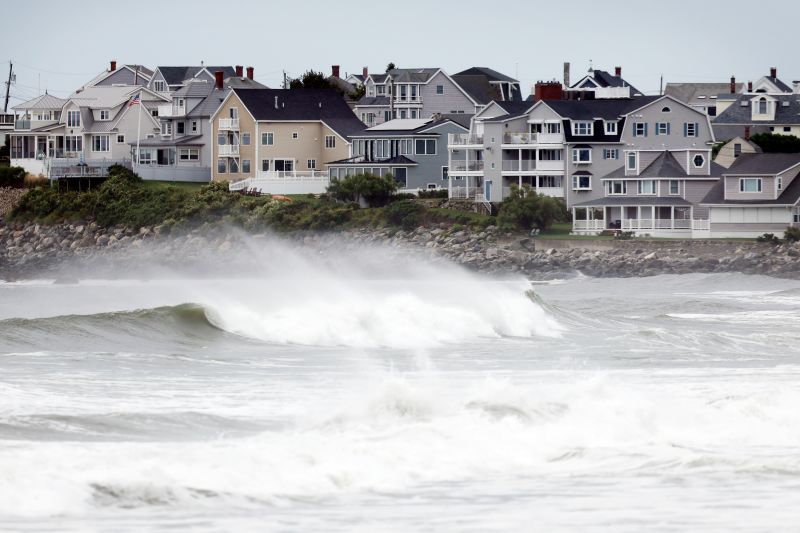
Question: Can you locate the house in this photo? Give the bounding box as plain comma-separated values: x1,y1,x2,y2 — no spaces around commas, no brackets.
451,67,523,105
134,68,266,182
714,136,762,168
210,88,364,194
86,61,153,88
750,67,795,95
665,77,744,117
701,153,800,238
353,67,491,127
148,65,237,95
567,66,644,99
9,86,169,178
327,114,470,191
713,91,800,141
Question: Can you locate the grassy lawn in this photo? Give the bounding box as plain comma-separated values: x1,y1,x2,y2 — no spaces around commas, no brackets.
536,222,614,240
141,180,207,192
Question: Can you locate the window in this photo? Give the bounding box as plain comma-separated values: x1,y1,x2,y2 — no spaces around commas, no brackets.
191,121,198,133
546,122,561,134
626,152,637,171
633,122,647,137
91,135,109,152
684,122,698,137
217,132,226,145
229,108,239,119
179,148,199,161
692,154,705,168
607,180,627,195
67,110,81,127
292,132,299,139
116,134,125,144
242,159,251,173
176,122,185,135
604,122,617,135
572,148,591,163
669,180,680,195
325,135,336,148
638,180,656,195
161,122,172,135
261,132,274,145
242,133,250,145
65,135,82,153
739,178,762,193
154,80,166,92
442,166,449,180
655,122,670,135
261,159,270,171
376,85,386,95
572,174,591,190
757,98,768,114
661,106,671,113
572,121,593,135
138,149,154,165
734,143,742,158
603,148,619,160
784,127,792,133
177,98,185,109
393,167,408,187
436,85,444,95
777,176,783,191
399,109,407,119
99,110,109,121
229,158,239,173
307,159,316,169
415,139,436,155
217,159,226,173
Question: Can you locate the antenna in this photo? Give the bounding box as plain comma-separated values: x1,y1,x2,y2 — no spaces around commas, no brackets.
4,62,13,113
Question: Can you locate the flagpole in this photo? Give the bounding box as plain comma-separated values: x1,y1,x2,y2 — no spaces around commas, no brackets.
135,89,143,170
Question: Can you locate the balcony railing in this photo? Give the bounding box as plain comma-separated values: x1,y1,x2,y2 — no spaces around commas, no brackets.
622,219,692,230
158,105,185,117
449,186,481,199
218,144,240,156
503,186,564,198
449,160,484,172
394,96,422,103
449,133,484,146
219,118,239,130
502,160,537,172
573,220,606,231
503,132,564,145
15,120,31,130
256,170,328,179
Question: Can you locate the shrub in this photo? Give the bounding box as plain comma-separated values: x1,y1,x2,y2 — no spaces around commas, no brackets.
0,166,26,188
614,231,635,240
496,186,565,232
391,192,417,201
756,233,781,244
385,200,425,230
327,172,398,207
417,189,448,199
749,133,800,154
784,226,800,243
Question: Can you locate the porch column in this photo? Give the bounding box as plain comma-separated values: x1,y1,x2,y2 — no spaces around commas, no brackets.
518,176,522,189
637,206,641,230
670,206,674,229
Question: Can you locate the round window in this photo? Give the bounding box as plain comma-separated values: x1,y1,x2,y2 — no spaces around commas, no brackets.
693,154,705,167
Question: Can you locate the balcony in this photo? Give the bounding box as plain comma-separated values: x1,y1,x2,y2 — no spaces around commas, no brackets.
15,120,31,130
502,160,537,172
502,132,564,145
218,144,240,156
219,118,239,130
158,105,185,117
537,160,565,172
394,95,422,104
449,133,483,147
502,186,564,199
449,160,484,172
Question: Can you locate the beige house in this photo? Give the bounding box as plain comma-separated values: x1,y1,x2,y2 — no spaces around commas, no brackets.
210,88,364,193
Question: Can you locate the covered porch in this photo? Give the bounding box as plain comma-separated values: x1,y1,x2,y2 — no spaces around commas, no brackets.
572,197,706,236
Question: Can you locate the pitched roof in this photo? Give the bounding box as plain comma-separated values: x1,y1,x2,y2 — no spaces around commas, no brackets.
12,93,67,111
702,168,800,205
452,75,503,105
68,85,148,108
454,67,518,83
172,80,215,98
665,83,744,105
233,88,365,138
187,88,230,118
432,113,473,129
387,68,439,83
764,76,793,93
574,70,643,96
356,96,390,106
544,96,662,120
600,152,726,181
713,94,800,125
722,152,800,175
157,66,236,86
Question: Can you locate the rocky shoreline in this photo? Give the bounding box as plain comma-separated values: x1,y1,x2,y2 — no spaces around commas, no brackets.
2,220,800,280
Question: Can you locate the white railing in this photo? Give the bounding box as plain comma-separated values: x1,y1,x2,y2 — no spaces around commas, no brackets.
503,133,538,144
573,220,606,231
692,219,710,230
395,96,422,103
448,133,484,146
450,160,484,172
537,160,565,171
158,105,185,117
622,219,692,230
502,160,536,171
449,186,480,199
537,187,564,198
218,145,240,156
219,118,239,130
230,173,330,195
257,170,328,179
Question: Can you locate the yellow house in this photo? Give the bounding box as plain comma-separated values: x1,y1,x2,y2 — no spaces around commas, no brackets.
210,88,363,192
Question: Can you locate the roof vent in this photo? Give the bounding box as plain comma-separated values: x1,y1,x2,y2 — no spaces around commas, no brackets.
274,96,279,109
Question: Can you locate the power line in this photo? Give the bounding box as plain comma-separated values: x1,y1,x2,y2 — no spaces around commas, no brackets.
12,61,101,77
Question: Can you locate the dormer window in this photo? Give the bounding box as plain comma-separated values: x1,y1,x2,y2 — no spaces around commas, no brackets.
757,98,768,114
739,178,762,193
604,121,617,135
99,110,109,120
572,121,593,135
626,151,638,172
67,110,81,127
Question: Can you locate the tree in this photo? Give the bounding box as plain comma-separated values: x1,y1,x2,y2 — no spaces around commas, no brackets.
496,186,566,232
749,133,800,153
327,172,398,207
289,70,331,90
385,62,396,73
350,84,366,100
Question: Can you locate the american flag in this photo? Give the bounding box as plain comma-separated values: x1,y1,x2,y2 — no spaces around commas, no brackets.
128,94,141,107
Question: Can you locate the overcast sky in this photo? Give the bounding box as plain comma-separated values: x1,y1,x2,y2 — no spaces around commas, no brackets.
1,0,796,107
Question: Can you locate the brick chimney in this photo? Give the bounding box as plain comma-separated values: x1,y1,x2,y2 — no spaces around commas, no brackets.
332,65,340,78
215,70,224,89
770,66,777,78
615,66,622,77
744,125,751,141
110,60,117,72
534,81,563,102
246,66,254,80
730,75,736,94
235,65,243,77
362,66,368,78
748,81,753,92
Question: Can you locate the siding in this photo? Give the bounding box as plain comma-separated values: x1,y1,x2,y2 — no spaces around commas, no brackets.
621,98,714,149
419,71,476,116
684,180,718,218
724,176,776,201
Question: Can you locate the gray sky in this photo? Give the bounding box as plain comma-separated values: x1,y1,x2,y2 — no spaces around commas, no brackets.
1,0,797,107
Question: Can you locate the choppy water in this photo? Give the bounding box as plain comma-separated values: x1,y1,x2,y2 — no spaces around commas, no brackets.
2,241,800,532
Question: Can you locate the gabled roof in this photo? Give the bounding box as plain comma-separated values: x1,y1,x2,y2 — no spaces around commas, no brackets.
601,152,725,181
157,66,236,86
452,75,503,105
172,80,215,98
454,67,518,84
702,162,800,205
665,83,744,105
12,93,67,111
713,94,800,125
355,96,391,106
430,113,473,130
231,88,365,139
387,68,439,83
543,96,661,120
758,75,793,93
85,64,154,87
68,86,168,109
572,69,643,96
493,100,534,115
722,153,800,175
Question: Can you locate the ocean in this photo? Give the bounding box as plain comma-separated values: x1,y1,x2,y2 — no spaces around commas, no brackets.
1,239,800,532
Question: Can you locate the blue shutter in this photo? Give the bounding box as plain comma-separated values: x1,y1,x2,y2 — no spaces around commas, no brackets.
683,123,688,137
644,123,648,137
666,123,671,135
694,122,699,137
632,122,637,137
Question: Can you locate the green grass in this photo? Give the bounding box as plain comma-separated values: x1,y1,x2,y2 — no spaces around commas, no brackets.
140,180,207,192
536,222,613,240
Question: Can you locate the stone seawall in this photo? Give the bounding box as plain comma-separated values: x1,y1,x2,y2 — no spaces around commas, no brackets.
1,221,799,280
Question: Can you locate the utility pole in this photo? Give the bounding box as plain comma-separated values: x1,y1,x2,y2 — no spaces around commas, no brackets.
282,70,288,89
4,62,12,113
660,75,663,96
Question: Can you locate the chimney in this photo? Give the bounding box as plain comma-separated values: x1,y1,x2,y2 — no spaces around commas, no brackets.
744,126,751,141
363,66,368,78
730,75,736,94
748,81,753,92
332,65,340,78
246,66,254,80
563,62,570,87
770,67,777,78
215,70,224,90
615,66,622,77
235,65,244,77
110,60,117,72
534,81,563,102
274,96,279,110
